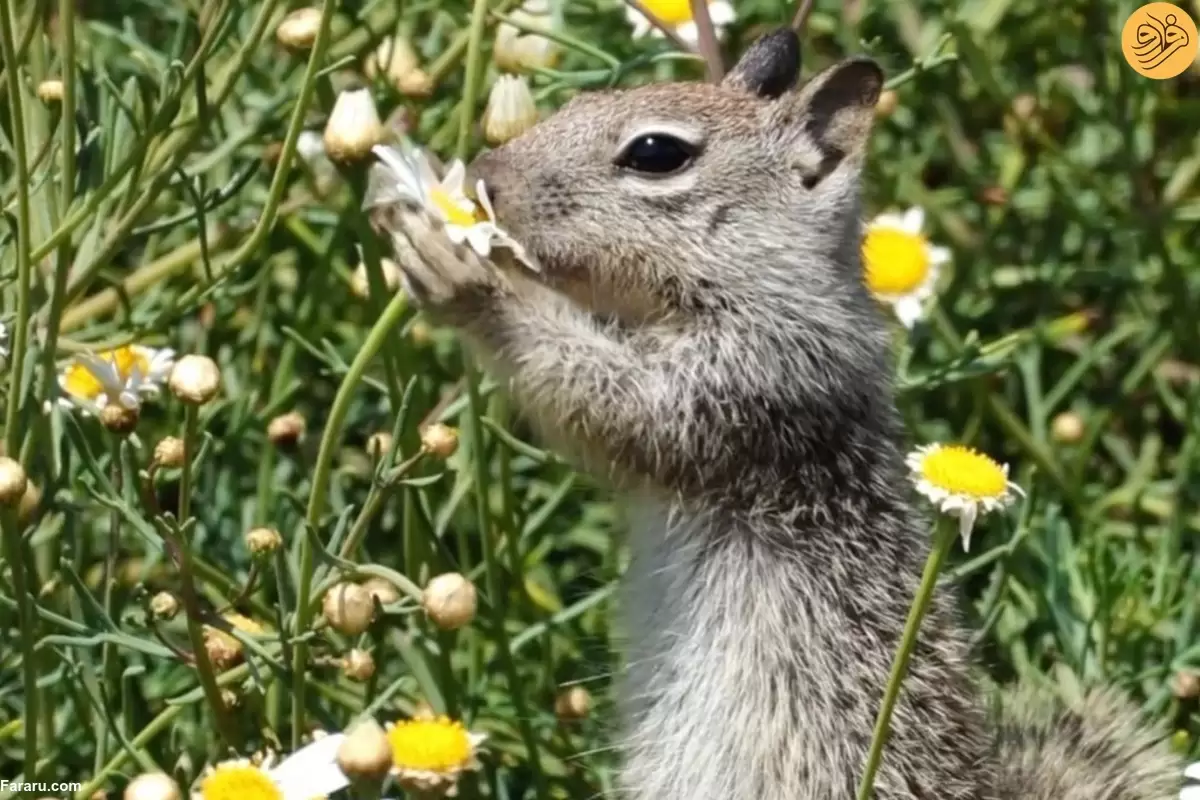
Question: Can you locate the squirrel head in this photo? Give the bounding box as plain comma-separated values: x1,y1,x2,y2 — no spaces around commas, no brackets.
470,29,884,323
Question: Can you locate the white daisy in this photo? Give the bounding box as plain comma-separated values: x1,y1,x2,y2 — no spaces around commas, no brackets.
905,443,1024,551
1182,761,1200,800
625,0,736,47
861,207,951,328
386,715,488,798
192,733,352,800
57,345,174,414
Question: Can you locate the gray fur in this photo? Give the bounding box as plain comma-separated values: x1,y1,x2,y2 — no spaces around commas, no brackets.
375,29,1184,800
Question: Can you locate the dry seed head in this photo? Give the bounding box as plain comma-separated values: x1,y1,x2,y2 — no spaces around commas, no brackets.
482,75,538,145
18,480,41,524
267,410,307,447
420,423,459,459
1173,670,1200,700
336,717,394,782
100,404,140,435
363,575,401,605
422,572,477,630
323,88,383,163
245,526,284,556
554,686,592,722
365,431,395,461
37,79,64,102
168,355,221,404
0,457,28,506
1011,93,1038,121
342,648,376,681
409,321,433,346
874,89,898,118
276,7,322,50
122,772,181,800
149,591,180,620
153,437,186,468
323,582,376,635
1051,411,1085,444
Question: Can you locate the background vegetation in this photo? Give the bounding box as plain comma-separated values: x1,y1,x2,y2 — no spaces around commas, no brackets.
1,0,1199,797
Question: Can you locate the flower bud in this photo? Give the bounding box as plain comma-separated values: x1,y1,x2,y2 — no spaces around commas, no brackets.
395,69,434,98
483,75,538,146
336,717,393,782
323,582,376,635
420,423,459,459
123,772,181,800
1173,670,1200,700
37,79,64,103
153,437,186,468
276,8,322,50
1051,411,1085,444
149,591,180,620
323,88,383,163
362,575,400,606
245,526,283,556
494,0,561,72
18,480,41,524
0,457,28,506
874,89,898,118
100,404,140,435
267,411,307,448
422,572,477,630
366,36,418,83
342,648,376,681
202,613,264,670
350,258,402,300
169,355,222,405
554,686,592,722
365,432,394,461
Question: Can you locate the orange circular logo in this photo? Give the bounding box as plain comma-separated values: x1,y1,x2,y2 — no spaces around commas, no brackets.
1121,2,1199,79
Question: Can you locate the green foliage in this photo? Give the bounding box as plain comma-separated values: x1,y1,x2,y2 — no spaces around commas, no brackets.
0,0,1197,797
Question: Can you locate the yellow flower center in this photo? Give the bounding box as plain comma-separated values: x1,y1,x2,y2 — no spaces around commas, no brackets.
918,445,1009,500
862,227,931,296
429,186,482,228
388,716,472,772
199,764,281,800
641,0,694,25
61,346,148,399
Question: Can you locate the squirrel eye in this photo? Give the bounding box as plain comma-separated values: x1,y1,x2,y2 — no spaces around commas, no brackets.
615,133,697,175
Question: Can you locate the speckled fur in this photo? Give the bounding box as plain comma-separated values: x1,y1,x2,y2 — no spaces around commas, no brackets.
375,29,1183,800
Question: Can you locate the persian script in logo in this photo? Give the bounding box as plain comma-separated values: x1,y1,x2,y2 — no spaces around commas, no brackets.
1121,2,1198,79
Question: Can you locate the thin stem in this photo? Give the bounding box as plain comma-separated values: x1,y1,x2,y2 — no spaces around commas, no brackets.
855,517,959,800
292,290,410,748
2,508,39,781
624,0,694,54
1,0,33,456
687,0,723,82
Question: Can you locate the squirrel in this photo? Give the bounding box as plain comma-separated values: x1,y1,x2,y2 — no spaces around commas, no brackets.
371,27,1188,800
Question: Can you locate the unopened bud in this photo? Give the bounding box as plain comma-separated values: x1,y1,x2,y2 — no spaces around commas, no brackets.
267,411,307,448
149,591,180,620
494,2,561,72
154,437,186,468
365,432,394,461
397,69,434,98
245,526,283,556
0,457,28,505
1051,411,1085,444
276,7,322,50
123,772,181,800
363,576,400,606
874,89,898,118
37,80,64,103
323,582,376,635
1011,93,1038,121
554,686,592,721
336,717,393,782
342,648,376,681
1173,670,1200,700
323,88,383,163
420,423,458,459
168,355,221,405
100,404,140,435
483,75,538,146
18,480,41,524
422,572,477,630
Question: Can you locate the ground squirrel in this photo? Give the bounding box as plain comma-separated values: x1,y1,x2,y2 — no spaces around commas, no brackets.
373,28,1186,800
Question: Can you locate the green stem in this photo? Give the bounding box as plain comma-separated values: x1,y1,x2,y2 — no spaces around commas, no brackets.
1,0,33,456
2,508,38,782
292,290,410,748
855,517,958,800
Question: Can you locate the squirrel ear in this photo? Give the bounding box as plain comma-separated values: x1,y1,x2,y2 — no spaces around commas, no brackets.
791,56,883,157
722,28,801,99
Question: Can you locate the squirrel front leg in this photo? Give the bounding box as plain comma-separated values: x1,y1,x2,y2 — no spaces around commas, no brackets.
385,212,716,488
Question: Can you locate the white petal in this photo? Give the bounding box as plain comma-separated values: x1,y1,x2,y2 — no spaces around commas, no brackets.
866,211,910,232
957,504,978,549
296,131,327,162
270,734,351,798
476,179,498,224
707,1,737,27
893,296,925,328
927,245,952,266
675,21,700,45
466,226,495,257
441,160,467,196
444,224,469,246
1184,761,1200,781
901,207,925,233
1181,788,1200,800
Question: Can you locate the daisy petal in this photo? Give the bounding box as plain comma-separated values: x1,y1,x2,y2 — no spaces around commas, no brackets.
901,207,925,233
269,733,351,797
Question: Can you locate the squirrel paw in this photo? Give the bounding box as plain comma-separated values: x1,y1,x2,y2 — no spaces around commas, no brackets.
383,208,505,315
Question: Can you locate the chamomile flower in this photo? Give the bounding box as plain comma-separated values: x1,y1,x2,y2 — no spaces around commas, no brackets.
625,0,736,47
861,207,950,328
906,444,1024,551
57,345,174,414
192,734,351,800
386,715,487,797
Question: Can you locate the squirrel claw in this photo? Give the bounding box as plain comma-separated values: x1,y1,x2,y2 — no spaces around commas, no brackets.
384,209,503,315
